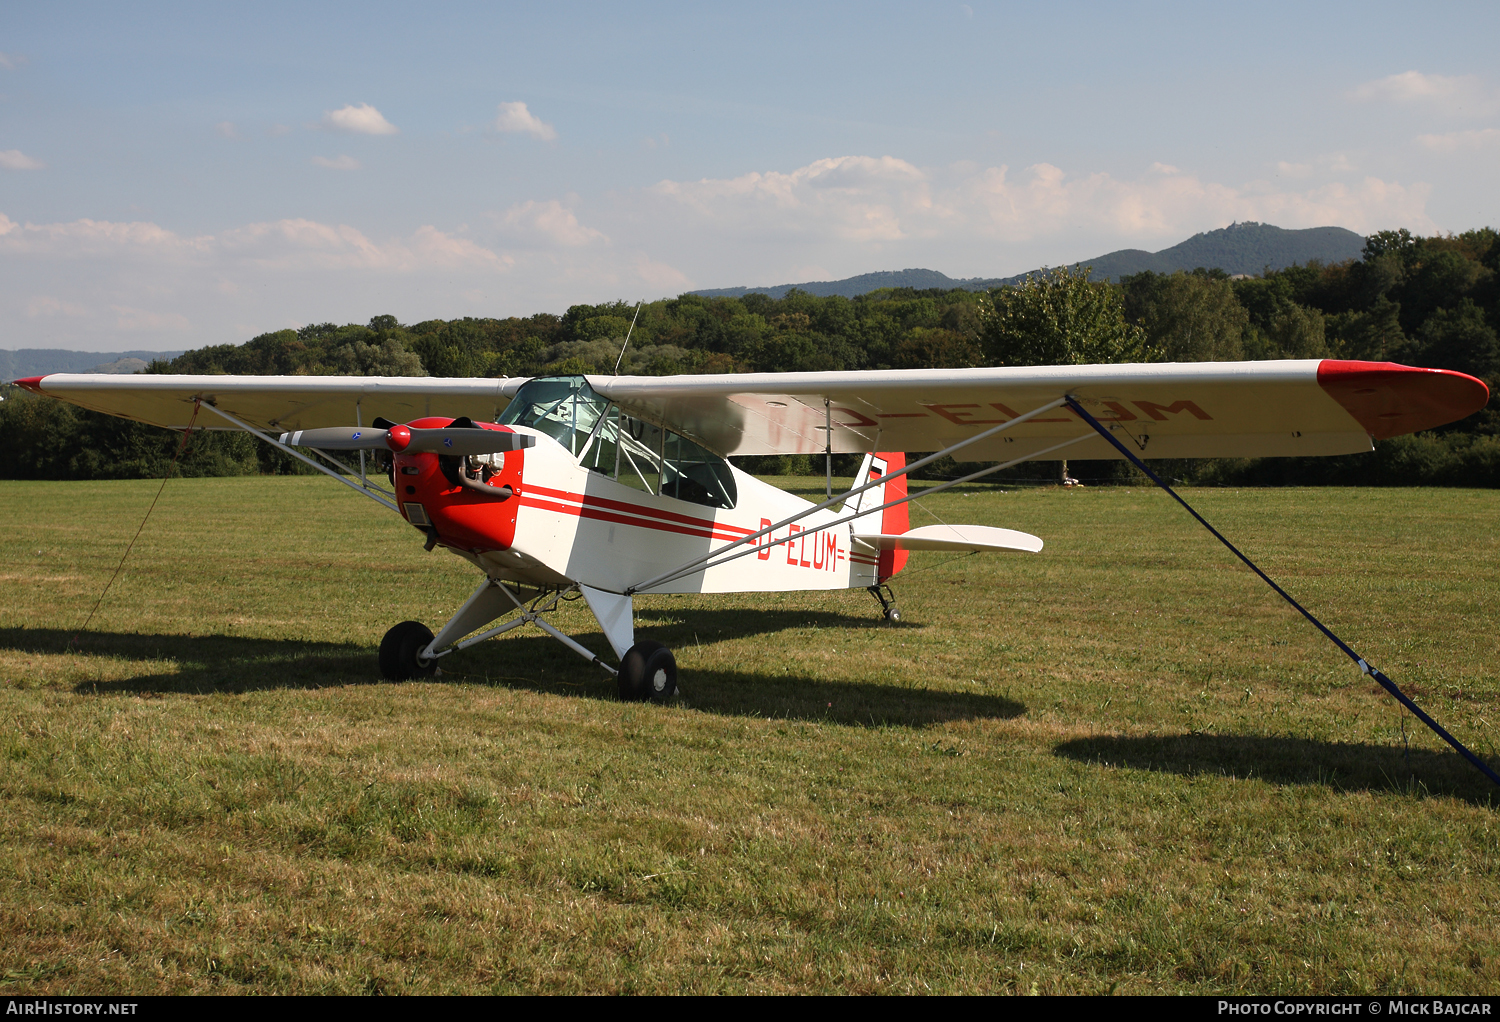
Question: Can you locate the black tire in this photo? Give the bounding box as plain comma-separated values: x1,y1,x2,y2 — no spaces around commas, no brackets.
619,640,677,703
884,606,902,624
379,620,436,681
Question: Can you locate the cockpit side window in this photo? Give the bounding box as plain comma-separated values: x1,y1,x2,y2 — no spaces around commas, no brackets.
661,430,737,509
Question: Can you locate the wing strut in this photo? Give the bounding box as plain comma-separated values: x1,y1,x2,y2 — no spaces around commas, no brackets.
415,581,619,677
629,394,1082,594
1064,395,1500,791
196,402,400,512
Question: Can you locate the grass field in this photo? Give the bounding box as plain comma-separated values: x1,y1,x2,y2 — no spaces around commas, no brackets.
2,475,1498,995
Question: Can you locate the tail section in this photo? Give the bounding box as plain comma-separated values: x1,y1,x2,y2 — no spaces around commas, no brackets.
848,452,909,581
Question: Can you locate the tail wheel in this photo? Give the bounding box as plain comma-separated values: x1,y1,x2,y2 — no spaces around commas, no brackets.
619,640,677,703
868,584,901,624
379,620,436,681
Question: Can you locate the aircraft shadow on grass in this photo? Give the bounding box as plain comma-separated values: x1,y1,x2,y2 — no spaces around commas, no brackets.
1054,732,1500,806
2,616,1024,729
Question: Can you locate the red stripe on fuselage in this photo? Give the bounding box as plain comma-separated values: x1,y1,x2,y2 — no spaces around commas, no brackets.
519,486,851,561
519,495,747,543
524,483,756,535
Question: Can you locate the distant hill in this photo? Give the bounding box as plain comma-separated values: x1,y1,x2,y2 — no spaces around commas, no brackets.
691,268,995,300
1011,222,1368,284
688,222,1368,299
1,349,183,382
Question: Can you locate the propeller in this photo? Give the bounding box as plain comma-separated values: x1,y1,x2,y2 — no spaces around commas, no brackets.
278,425,535,456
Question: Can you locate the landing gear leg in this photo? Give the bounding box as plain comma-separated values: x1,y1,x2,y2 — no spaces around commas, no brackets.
868,584,901,623
378,578,680,702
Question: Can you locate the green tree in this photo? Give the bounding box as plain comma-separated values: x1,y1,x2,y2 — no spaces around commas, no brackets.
1411,299,1500,383
1121,270,1247,362
1244,304,1328,360
1328,294,1405,361
889,327,983,369
977,265,1145,366
331,338,426,376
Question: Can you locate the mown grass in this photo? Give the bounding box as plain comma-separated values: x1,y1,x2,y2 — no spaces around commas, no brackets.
1,475,1497,994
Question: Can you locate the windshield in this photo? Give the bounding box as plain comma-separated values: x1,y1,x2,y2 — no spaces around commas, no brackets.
502,376,736,510
497,376,610,456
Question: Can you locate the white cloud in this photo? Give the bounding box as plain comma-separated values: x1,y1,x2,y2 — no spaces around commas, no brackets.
645,155,1436,274
0,52,24,71
1416,128,1500,152
212,219,511,273
111,306,192,332
25,295,88,318
634,253,690,290
0,209,546,348
1275,153,1354,179
0,212,515,274
0,215,207,259
1349,71,1500,117
0,151,1441,350
408,225,516,271
493,101,557,141
651,156,927,243
320,103,398,135
311,154,361,170
492,199,606,248
0,149,45,170
216,121,238,139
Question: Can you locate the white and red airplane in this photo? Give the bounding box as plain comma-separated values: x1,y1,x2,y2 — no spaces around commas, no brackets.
14,358,1489,701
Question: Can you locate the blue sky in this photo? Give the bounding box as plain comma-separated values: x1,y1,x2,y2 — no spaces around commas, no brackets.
3,1,1498,350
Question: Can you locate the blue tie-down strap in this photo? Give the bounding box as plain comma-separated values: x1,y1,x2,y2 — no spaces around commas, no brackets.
1063,395,1500,790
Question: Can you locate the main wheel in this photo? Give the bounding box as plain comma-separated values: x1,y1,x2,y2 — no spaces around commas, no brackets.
883,606,902,623
618,640,677,703
379,620,436,681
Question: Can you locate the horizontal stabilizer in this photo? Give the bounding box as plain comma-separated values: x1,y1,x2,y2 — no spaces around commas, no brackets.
852,524,1043,554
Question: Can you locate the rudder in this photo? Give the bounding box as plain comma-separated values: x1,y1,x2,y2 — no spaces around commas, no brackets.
848,452,909,581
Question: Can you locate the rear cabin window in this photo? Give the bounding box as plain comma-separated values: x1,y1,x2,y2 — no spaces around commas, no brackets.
499,376,737,510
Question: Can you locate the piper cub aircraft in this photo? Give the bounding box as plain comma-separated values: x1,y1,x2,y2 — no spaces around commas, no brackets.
15,359,1488,702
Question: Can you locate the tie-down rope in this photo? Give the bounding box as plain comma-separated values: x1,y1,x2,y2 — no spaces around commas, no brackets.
71,400,201,646
1064,395,1500,790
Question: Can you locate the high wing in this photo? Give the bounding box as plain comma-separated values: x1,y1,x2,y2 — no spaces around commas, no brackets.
15,358,1488,460
589,359,1489,460
12,374,516,433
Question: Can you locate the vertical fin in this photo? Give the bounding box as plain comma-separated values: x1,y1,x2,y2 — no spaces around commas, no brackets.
876,452,909,581
846,453,884,520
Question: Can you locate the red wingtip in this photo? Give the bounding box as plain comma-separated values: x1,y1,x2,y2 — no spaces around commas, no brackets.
12,375,46,394
1317,360,1491,439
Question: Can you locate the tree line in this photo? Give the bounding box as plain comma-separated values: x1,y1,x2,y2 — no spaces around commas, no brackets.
3,228,1496,486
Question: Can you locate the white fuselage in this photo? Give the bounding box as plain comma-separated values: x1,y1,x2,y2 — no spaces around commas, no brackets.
466,428,880,595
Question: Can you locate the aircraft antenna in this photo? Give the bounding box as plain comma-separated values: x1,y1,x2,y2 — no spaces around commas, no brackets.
613,301,644,375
